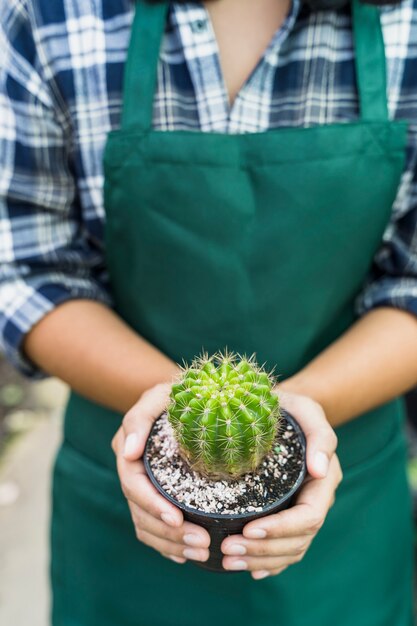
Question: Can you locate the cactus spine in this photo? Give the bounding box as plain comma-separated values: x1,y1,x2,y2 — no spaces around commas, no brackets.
167,352,281,479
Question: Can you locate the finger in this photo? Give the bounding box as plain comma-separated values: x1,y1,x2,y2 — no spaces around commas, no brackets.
111,426,124,456
221,534,311,557
122,382,172,460
117,454,183,527
130,502,210,547
242,455,342,539
136,528,209,563
277,389,338,478
251,566,287,580
161,553,187,564
223,554,295,572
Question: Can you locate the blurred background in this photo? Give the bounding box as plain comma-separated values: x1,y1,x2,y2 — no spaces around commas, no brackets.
0,355,416,625
0,358,67,626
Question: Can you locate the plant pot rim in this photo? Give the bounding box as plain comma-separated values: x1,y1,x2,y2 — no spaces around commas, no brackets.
144,408,307,521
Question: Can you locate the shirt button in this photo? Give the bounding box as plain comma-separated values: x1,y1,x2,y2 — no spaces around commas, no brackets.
191,19,207,34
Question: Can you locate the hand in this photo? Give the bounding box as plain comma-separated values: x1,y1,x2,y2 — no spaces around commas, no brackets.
112,383,211,565
221,389,342,579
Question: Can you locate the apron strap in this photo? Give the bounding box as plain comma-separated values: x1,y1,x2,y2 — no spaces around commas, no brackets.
121,0,388,131
121,0,169,130
352,0,389,121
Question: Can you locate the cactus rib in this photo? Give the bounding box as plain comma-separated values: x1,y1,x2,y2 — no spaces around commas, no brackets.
167,351,281,479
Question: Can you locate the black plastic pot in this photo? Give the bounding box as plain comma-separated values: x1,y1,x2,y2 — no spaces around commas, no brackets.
144,409,306,573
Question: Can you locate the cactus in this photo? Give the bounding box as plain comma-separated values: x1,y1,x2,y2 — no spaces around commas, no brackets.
167,352,281,479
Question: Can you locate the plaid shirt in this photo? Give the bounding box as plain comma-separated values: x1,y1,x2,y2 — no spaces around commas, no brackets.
1,0,417,377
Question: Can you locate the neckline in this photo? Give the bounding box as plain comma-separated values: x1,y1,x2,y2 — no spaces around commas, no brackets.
172,0,300,124
121,0,389,132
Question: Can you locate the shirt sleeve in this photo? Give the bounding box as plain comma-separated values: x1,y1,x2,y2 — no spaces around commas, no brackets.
0,2,112,378
355,124,417,320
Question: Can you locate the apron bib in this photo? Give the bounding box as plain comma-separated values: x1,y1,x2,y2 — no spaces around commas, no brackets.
51,1,414,624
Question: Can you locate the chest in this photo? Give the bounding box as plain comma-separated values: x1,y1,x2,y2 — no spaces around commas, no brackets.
44,0,412,244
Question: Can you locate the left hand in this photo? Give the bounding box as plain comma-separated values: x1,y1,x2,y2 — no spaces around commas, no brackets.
221,389,342,579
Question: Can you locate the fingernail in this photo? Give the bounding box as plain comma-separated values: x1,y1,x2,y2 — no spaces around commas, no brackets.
123,433,138,458
183,534,205,547
253,570,270,580
314,452,329,477
245,528,267,539
226,560,247,571
183,548,204,561
224,543,247,556
169,555,186,564
161,512,177,527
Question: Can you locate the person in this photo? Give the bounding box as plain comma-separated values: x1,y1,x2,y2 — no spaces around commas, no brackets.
0,0,416,624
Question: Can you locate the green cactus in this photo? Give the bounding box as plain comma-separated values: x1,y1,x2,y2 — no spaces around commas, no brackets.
167,352,281,479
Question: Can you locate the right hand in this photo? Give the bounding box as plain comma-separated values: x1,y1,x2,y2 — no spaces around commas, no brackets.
111,383,211,564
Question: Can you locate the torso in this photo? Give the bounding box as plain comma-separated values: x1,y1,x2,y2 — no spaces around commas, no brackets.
13,0,417,262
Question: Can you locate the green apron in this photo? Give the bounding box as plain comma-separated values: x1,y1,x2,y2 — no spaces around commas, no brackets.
50,1,414,624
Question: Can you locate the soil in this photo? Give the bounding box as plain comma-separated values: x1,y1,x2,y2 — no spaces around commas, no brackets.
147,412,304,515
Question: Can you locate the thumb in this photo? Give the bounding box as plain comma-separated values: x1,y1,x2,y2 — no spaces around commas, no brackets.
305,427,337,479
122,382,172,461
277,389,338,479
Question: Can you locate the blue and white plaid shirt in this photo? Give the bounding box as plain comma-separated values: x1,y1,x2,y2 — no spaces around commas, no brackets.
1,0,417,376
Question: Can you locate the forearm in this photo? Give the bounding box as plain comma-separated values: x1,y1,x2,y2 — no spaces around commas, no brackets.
23,300,180,413
280,307,417,427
